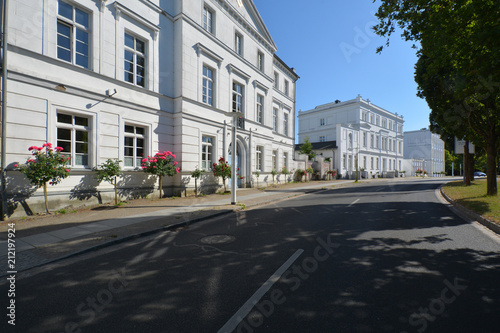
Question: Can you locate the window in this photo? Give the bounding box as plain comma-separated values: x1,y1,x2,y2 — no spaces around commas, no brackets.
124,33,146,87
398,141,402,154
272,150,278,170
320,118,325,126
370,114,374,124
283,112,289,136
343,154,346,169
371,157,374,169
376,135,379,149
258,51,264,72
363,132,367,147
283,152,288,170
376,158,379,169
232,82,244,113
202,136,214,170
363,156,367,169
124,125,145,168
256,146,263,171
370,134,374,148
319,136,326,142
376,115,380,126
57,113,89,167
57,0,90,69
235,32,243,56
202,65,214,106
256,94,264,124
273,108,278,132
348,133,353,149
203,6,214,34
274,72,279,89
284,80,289,96
382,118,387,128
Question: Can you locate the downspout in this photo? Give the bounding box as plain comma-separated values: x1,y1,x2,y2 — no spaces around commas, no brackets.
1,0,9,221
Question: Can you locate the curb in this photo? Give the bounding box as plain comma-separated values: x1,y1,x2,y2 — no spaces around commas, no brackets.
440,185,500,235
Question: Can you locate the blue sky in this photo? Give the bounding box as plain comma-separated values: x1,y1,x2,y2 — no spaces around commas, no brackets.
252,0,431,139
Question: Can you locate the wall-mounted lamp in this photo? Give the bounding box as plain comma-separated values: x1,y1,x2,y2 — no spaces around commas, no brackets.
55,84,67,92
106,89,117,97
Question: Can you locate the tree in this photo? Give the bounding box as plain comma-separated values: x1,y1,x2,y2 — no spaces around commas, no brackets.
19,143,70,214
95,159,122,205
141,151,180,199
299,136,316,161
191,168,203,197
374,0,500,195
212,157,232,192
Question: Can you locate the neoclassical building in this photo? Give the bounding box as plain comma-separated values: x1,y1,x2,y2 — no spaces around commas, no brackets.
1,0,298,215
298,95,405,178
404,129,445,176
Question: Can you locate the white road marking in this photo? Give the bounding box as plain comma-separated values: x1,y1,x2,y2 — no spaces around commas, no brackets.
348,199,360,207
217,249,304,333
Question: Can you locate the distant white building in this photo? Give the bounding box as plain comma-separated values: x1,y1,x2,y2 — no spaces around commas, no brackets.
1,0,298,216
298,95,405,178
404,129,445,176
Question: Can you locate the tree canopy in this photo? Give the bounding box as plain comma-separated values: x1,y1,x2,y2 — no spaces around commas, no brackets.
373,0,500,195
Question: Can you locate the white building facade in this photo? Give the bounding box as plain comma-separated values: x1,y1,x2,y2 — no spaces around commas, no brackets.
298,95,405,178
404,129,445,176
1,0,298,216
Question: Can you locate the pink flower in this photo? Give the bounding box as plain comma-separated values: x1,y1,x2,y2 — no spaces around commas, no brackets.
172,154,176,159
65,169,69,172
13,164,18,168
36,147,43,151
142,158,148,162
28,146,35,151
173,161,178,166
55,147,64,152
175,167,180,173
153,166,156,168
43,142,53,148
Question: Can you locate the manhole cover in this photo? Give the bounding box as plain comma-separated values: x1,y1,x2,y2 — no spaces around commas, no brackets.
200,235,236,245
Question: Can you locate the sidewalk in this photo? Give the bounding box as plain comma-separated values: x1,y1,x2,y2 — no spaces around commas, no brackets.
0,179,358,275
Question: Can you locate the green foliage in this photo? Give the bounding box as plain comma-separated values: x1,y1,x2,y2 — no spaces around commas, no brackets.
95,159,122,185
281,167,289,175
191,169,203,179
213,157,232,192
374,0,500,195
299,137,316,160
18,143,70,213
19,143,70,188
95,159,122,205
141,151,179,177
141,151,180,199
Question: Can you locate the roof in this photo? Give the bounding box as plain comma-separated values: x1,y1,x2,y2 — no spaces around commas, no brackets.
295,141,338,151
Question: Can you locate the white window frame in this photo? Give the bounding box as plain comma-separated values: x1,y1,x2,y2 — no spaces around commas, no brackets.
258,51,264,72
256,146,263,171
124,124,146,168
274,72,279,89
203,5,214,34
201,135,214,171
202,65,215,106
232,81,244,114
283,112,289,136
256,94,264,124
284,80,289,96
272,108,278,132
319,136,326,142
272,150,278,170
57,0,91,69
124,32,147,87
56,112,91,168
235,32,243,56
320,118,325,126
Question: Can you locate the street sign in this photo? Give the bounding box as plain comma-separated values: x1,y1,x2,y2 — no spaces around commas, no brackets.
454,137,475,154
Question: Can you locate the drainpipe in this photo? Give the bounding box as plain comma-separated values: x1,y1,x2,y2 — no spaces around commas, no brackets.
1,0,9,221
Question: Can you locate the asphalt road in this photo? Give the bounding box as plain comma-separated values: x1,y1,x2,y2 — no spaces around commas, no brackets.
2,178,500,333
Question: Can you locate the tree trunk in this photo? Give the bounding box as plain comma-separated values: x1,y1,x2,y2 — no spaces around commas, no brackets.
114,177,118,205
159,175,163,199
194,178,198,197
464,140,471,186
43,182,50,214
468,153,475,182
486,136,498,196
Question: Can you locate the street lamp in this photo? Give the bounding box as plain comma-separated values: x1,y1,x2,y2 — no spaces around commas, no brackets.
224,111,244,205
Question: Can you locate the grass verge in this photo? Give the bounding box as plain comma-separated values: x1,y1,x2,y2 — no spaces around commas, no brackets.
443,179,500,223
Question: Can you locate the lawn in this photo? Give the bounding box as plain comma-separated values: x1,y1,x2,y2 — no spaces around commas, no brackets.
443,179,500,223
